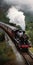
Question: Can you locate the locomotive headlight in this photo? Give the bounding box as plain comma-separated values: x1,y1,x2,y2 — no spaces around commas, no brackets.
17,31,23,37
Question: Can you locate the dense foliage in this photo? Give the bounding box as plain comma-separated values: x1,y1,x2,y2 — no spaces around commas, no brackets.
0,9,9,23
0,32,5,41
26,19,33,45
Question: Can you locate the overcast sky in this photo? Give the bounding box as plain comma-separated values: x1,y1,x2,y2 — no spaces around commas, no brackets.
3,0,33,13
0,0,33,14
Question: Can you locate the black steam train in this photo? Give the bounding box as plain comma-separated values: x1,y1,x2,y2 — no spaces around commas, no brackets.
12,29,31,50
0,22,31,51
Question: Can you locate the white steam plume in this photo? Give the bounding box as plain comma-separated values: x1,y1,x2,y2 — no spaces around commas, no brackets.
7,6,25,31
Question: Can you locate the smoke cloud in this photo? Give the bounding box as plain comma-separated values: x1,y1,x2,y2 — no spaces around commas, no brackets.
7,7,25,31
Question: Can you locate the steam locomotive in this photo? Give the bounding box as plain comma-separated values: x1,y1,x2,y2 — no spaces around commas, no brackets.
0,22,32,51
12,29,31,51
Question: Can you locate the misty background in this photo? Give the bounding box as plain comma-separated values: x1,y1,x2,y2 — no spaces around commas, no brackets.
0,0,33,14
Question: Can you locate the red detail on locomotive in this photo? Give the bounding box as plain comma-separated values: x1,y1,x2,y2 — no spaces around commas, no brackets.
22,45,29,48
19,45,29,48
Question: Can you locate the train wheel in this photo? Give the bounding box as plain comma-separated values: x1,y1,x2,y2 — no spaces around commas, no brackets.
22,48,28,52
25,48,28,52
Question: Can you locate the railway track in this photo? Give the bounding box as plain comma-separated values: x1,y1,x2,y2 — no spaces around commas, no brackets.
22,52,33,65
